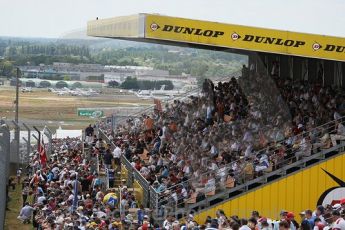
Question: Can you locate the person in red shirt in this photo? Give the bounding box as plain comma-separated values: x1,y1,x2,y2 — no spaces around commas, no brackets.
135,159,142,171
314,217,324,230
84,194,93,210
169,173,178,184
216,100,225,122
48,197,56,210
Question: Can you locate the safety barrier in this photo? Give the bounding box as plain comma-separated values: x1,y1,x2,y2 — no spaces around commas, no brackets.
0,119,56,228
0,122,10,229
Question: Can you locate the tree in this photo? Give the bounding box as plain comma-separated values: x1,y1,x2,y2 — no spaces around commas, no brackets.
0,60,14,77
63,75,71,81
120,77,174,90
108,80,119,88
121,77,139,90
190,60,209,77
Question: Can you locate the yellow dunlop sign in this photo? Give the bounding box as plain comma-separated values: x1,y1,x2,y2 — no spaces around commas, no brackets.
145,14,345,62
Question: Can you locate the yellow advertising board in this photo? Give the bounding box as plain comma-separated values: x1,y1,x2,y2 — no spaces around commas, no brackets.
193,153,345,223
87,14,345,62
145,14,345,62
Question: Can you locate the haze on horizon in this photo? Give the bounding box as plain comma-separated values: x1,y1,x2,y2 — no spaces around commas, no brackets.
1,0,345,39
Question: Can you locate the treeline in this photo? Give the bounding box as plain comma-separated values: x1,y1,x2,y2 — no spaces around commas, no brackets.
0,56,87,77
93,47,245,77
0,38,246,79
120,77,174,90
1,44,90,58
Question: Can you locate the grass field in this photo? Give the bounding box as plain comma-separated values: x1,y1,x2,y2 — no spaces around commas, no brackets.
0,87,153,130
5,180,32,230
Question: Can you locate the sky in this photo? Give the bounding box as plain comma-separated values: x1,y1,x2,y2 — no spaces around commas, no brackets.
1,0,344,38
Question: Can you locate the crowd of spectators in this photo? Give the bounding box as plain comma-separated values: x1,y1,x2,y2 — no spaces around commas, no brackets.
163,201,345,230
14,132,345,230
16,133,345,230
100,69,345,208
16,133,154,229
185,199,345,230
13,68,345,229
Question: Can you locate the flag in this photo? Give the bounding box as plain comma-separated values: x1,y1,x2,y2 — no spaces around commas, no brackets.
38,135,47,167
154,98,162,112
72,175,78,211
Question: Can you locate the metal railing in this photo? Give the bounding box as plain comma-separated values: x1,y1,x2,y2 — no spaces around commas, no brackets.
121,155,134,186
150,116,345,219
98,128,152,206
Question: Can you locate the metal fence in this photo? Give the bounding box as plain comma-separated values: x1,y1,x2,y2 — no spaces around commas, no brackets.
0,123,11,229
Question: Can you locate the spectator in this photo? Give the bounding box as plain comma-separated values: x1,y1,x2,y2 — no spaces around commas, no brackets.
332,210,345,230
314,217,325,230
113,143,122,165
305,209,316,228
278,220,291,230
85,124,94,137
240,218,251,230
17,202,35,223
331,121,345,147
104,148,113,169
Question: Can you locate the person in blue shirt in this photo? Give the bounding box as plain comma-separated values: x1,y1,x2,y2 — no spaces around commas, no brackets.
137,205,145,225
156,182,166,193
305,209,315,229
161,166,169,178
47,171,54,182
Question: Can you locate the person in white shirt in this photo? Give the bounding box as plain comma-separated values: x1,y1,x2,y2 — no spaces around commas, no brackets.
255,154,270,172
243,131,254,144
113,144,122,165
140,166,150,177
205,175,216,194
239,219,251,230
331,210,345,230
163,215,173,230
218,164,228,183
296,135,312,160
334,110,342,120
208,160,219,171
159,124,168,152
244,144,253,157
16,168,22,184
331,122,345,147
231,141,241,152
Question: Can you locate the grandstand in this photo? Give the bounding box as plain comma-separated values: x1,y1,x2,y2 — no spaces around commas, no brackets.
87,14,345,225
2,14,345,230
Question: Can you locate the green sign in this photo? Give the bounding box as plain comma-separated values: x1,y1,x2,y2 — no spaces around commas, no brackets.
78,109,104,117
